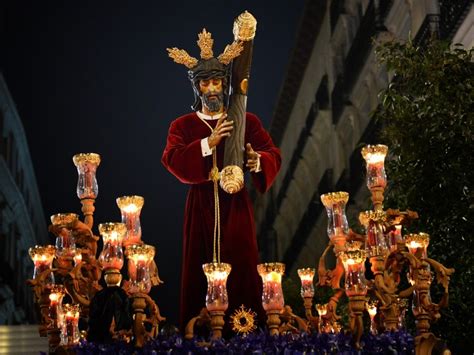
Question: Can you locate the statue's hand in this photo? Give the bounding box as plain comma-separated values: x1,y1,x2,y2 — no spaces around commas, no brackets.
245,143,261,172
208,114,233,149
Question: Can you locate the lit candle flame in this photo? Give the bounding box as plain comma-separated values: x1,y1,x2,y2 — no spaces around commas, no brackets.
123,203,139,213
264,271,282,283
366,152,386,164
407,240,422,249
367,304,377,317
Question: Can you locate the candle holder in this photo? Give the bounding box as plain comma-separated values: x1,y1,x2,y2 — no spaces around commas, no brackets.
202,262,231,339
405,233,430,258
60,303,81,346
297,268,318,330
98,222,126,287
297,268,315,299
361,144,388,209
340,242,368,349
47,285,66,352
126,244,155,294
389,224,403,252
48,285,66,328
117,195,145,247
29,245,56,286
359,210,389,258
318,192,349,295
51,213,78,260
320,192,349,251
257,262,285,336
73,153,101,228
73,248,82,266
366,301,378,335
315,303,328,333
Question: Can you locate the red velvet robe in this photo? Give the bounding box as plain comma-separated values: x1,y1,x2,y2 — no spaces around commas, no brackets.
161,112,281,330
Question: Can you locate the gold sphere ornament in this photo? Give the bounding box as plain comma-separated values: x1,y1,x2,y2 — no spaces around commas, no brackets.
219,165,244,194
230,305,257,335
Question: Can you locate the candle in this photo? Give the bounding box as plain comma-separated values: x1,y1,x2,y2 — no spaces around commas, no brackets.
389,225,403,251
257,263,285,312
126,244,155,294
320,192,349,241
405,233,430,258
49,285,65,328
361,145,388,189
51,213,78,259
73,249,82,265
98,223,126,271
29,245,56,285
316,303,328,333
297,268,315,298
360,210,388,257
340,243,367,297
366,302,378,334
73,153,101,199
60,304,80,345
203,263,231,312
116,195,145,247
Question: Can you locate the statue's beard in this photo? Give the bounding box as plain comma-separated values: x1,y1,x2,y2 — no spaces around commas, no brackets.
202,92,224,113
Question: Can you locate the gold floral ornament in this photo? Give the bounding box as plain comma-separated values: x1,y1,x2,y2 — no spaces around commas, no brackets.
167,29,243,68
233,11,257,41
217,41,244,65
166,48,198,69
230,305,257,335
197,28,213,60
320,191,349,208
359,209,387,227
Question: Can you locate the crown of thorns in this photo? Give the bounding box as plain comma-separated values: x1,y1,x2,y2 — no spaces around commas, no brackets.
167,29,243,68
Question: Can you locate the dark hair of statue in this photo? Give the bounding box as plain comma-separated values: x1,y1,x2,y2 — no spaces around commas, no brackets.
188,58,231,112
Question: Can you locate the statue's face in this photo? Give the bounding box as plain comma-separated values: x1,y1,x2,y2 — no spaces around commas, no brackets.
199,78,224,113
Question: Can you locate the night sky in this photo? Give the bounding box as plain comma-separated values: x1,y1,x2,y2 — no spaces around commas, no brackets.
2,1,304,324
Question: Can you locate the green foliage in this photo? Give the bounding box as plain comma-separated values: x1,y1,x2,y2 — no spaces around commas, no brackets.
374,39,474,353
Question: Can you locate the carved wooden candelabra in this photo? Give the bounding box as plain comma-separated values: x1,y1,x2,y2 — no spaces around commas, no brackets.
27,153,165,352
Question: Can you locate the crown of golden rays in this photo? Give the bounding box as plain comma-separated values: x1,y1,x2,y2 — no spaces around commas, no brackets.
167,29,244,69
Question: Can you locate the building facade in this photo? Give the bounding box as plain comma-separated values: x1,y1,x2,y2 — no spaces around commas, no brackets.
254,0,473,275
0,73,48,323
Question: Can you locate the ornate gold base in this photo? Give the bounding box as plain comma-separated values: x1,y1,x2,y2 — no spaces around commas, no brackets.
219,165,244,194
104,269,122,287
132,295,147,348
210,311,225,339
266,310,281,336
348,295,366,349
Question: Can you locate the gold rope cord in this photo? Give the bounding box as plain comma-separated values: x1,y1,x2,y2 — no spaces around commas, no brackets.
198,117,222,263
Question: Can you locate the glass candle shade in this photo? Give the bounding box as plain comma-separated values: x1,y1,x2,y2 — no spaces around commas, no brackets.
116,195,144,247
257,262,285,312
49,285,66,327
297,268,315,298
340,244,367,297
320,192,349,241
202,262,231,312
51,213,78,258
316,303,328,332
316,303,328,317
73,249,82,266
126,244,155,294
60,303,80,346
72,153,101,199
29,245,56,285
98,223,126,271
360,210,389,257
405,233,430,258
361,145,388,189
389,225,403,252
366,302,378,334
